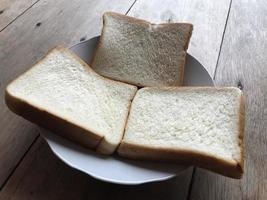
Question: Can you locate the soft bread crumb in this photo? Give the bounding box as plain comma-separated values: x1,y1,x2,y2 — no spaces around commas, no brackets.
91,12,193,87
123,87,243,163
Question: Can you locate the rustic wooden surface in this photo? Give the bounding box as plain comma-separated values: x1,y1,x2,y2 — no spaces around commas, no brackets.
0,0,39,31
0,0,266,199
189,0,267,199
0,137,194,200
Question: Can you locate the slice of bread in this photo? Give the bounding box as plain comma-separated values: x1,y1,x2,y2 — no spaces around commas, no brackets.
91,12,193,87
118,87,245,178
5,46,137,154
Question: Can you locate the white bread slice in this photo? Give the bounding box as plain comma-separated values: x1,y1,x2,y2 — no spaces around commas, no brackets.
5,46,137,154
118,87,245,178
91,12,193,87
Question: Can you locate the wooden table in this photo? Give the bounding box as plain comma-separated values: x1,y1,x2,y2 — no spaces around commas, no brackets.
0,0,266,199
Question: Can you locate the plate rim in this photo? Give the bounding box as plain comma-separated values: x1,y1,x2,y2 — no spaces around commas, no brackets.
42,134,179,185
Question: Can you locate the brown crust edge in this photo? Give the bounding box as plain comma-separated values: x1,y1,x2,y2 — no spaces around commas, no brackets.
179,24,193,86
118,86,245,179
5,90,102,150
91,11,193,87
118,142,242,178
104,11,193,29
238,92,245,174
90,12,106,73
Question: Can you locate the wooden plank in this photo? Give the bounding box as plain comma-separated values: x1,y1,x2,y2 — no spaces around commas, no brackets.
0,0,39,31
0,137,195,200
189,0,267,199
0,0,135,188
127,0,231,75
0,138,104,200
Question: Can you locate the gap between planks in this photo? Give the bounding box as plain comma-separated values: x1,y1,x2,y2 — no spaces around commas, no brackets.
0,0,41,32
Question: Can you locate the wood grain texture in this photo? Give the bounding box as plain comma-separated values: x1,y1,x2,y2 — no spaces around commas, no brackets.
190,0,267,199
127,0,231,75
0,0,135,188
0,137,194,200
0,0,39,31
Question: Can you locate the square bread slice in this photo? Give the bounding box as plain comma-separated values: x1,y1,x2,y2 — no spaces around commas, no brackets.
91,12,193,87
5,46,137,155
118,87,245,178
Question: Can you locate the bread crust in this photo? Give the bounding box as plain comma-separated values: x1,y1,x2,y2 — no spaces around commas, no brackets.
118,142,242,178
238,92,245,174
118,87,245,178
5,46,137,153
5,89,102,149
179,26,193,85
91,12,193,87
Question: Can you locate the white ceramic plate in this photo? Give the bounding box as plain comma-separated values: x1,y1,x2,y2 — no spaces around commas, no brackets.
40,36,214,185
